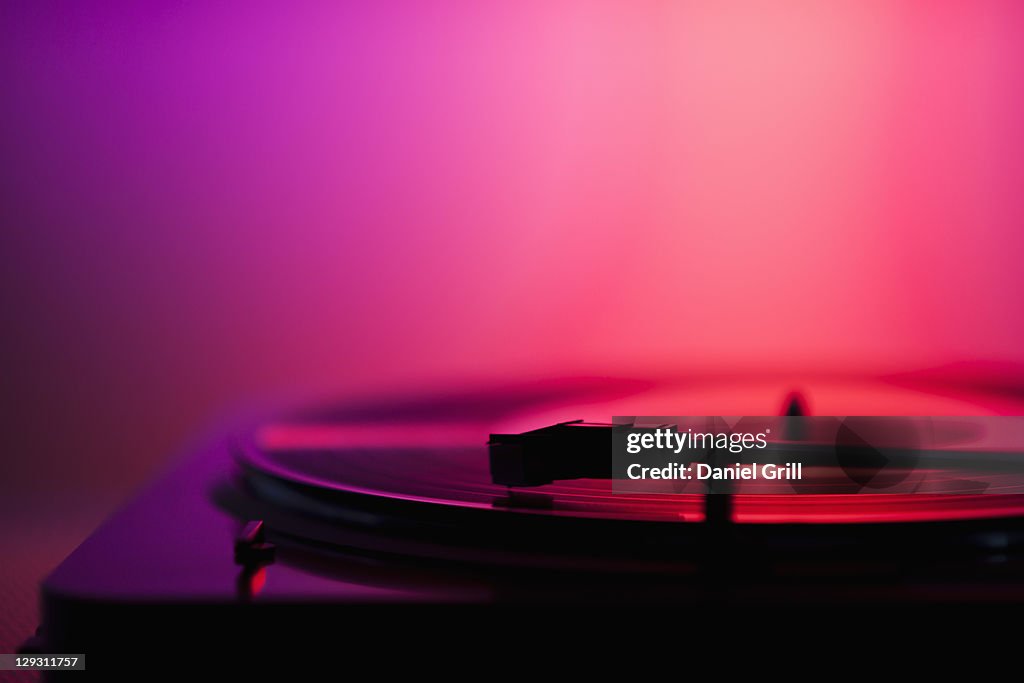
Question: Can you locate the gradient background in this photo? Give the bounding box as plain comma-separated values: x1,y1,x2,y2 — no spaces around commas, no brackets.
2,0,1024,652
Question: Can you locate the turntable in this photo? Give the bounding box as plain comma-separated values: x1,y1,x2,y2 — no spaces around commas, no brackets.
28,370,1024,662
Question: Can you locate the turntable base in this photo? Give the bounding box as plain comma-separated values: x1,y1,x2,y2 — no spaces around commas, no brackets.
32,374,1024,662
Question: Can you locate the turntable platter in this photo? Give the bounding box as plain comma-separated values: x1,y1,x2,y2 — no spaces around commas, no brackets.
235,376,1024,526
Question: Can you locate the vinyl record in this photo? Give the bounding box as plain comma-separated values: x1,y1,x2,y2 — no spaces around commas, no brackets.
227,375,1024,576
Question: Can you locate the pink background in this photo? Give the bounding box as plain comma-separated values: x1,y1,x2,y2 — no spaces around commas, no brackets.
2,1,1023,518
